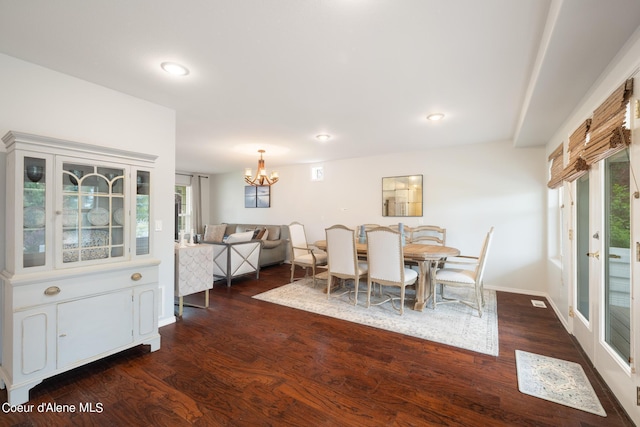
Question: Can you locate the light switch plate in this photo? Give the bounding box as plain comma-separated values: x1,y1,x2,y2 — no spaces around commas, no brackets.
155,220,162,231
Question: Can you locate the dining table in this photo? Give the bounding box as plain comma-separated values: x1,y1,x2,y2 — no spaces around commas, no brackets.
314,240,460,311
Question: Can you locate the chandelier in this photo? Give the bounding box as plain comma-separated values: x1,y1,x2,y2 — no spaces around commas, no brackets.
244,150,279,186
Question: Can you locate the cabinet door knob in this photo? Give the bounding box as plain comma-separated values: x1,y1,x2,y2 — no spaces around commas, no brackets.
44,286,61,296
131,273,142,281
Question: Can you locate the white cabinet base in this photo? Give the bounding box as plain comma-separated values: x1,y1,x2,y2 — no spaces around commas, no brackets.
0,261,161,406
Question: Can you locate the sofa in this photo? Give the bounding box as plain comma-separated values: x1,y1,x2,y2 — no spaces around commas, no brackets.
203,223,289,268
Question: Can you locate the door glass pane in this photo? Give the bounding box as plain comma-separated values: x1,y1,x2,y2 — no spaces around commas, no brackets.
136,171,150,255
576,174,590,320
604,151,631,364
23,157,46,267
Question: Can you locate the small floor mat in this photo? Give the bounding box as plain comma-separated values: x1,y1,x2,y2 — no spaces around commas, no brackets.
515,350,606,417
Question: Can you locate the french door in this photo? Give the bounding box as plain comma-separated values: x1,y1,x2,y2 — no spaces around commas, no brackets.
572,136,638,421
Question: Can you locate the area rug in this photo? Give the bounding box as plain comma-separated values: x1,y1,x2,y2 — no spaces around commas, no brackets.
515,350,606,417
253,278,499,356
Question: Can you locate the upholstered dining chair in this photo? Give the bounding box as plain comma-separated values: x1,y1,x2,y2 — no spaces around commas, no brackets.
432,227,494,317
289,221,328,287
365,226,418,315
325,225,368,304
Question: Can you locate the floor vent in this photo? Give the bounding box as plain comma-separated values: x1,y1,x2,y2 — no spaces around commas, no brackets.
531,300,547,308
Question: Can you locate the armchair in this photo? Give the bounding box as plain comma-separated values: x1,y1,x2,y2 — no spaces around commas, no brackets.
289,222,327,287
433,227,494,317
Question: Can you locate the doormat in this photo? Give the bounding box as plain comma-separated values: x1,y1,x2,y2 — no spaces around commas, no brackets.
515,350,606,417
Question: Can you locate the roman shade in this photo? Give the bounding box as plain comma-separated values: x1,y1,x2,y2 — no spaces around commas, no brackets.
547,143,564,189
562,119,591,182
583,78,633,166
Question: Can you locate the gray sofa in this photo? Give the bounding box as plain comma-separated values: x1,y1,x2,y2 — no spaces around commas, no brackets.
203,223,289,268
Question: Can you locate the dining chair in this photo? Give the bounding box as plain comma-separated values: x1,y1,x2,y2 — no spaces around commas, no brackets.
432,226,494,317
388,224,412,245
409,225,447,268
325,225,368,304
411,225,446,245
365,226,418,315
289,221,328,287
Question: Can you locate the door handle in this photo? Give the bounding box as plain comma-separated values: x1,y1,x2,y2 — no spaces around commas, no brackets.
586,251,600,259
609,254,622,259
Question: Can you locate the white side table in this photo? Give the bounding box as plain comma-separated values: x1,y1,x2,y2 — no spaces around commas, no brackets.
174,244,214,316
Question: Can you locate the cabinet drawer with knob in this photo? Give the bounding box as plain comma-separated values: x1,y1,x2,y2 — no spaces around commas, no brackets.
12,264,159,310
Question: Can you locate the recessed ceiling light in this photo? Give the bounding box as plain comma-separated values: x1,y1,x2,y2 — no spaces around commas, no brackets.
427,113,445,121
316,134,332,141
161,62,190,76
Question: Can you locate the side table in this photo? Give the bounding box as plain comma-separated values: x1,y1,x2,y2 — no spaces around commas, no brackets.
175,244,214,316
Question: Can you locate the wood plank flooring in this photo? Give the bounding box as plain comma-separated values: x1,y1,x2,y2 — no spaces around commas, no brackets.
1,264,634,426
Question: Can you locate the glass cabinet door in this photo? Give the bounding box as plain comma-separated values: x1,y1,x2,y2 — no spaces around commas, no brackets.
23,156,47,268
135,170,151,256
60,161,127,265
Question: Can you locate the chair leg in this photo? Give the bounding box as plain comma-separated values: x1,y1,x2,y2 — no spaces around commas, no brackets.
400,286,405,315
475,284,483,318
366,279,372,308
354,277,359,306
290,263,295,283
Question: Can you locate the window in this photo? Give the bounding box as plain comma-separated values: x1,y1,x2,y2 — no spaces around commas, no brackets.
311,166,324,181
175,185,192,239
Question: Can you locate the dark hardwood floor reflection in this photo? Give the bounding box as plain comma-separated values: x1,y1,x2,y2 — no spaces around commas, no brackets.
2,264,634,426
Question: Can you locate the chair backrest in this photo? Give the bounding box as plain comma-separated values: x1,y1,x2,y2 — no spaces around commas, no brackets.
411,225,446,245
366,227,405,284
388,224,412,241
475,227,494,283
358,223,380,240
289,222,309,260
325,225,358,276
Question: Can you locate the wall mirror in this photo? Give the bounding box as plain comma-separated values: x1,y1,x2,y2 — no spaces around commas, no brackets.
382,175,423,217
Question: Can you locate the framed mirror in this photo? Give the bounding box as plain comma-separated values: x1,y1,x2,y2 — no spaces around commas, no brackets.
382,175,423,217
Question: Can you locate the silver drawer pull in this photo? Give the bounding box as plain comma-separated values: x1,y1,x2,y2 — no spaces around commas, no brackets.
131,273,142,281
44,286,61,296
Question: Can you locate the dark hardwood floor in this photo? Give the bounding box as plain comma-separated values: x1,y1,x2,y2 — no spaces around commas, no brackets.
1,264,634,426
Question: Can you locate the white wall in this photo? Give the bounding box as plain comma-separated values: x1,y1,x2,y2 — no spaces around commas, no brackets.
210,140,547,294
0,53,177,326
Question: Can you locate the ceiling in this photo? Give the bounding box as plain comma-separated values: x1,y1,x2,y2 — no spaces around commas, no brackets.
1,0,640,175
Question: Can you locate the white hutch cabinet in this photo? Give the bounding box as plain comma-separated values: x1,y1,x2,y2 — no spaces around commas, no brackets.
0,131,161,405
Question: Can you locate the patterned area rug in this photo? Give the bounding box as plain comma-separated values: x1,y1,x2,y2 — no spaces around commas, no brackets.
253,278,499,356
515,350,606,417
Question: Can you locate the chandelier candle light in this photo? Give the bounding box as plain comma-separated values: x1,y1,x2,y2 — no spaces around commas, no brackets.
245,150,279,186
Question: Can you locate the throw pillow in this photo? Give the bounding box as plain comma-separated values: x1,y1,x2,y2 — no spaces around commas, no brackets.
255,227,267,240
225,231,254,243
203,224,226,243
252,227,264,240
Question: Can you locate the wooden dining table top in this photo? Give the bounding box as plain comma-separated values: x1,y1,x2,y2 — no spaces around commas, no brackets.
314,240,460,261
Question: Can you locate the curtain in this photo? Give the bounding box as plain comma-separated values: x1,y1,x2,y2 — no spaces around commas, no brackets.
192,175,203,234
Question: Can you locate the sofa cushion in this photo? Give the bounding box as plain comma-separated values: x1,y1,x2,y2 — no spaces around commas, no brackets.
203,224,226,243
